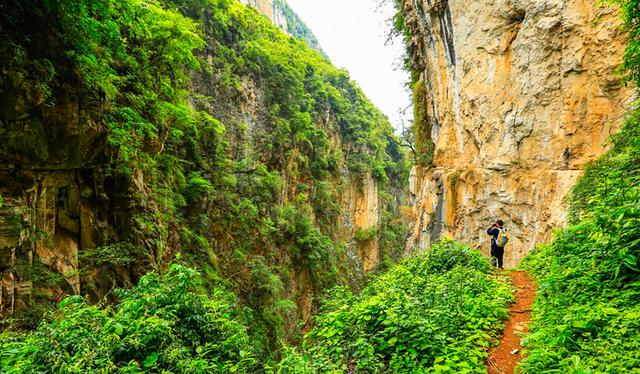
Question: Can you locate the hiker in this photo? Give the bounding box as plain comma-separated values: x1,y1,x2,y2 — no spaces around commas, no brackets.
487,219,508,269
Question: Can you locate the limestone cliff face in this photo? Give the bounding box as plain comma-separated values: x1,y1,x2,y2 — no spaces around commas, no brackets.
0,121,384,327
0,73,387,323
401,0,632,267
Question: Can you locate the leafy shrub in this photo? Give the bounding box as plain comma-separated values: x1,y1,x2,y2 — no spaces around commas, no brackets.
275,203,340,289
0,265,257,373
79,242,146,267
280,240,513,373
354,226,377,242
519,120,640,372
183,173,213,205
517,2,640,371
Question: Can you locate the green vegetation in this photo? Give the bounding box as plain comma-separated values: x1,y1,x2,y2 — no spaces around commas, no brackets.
1,265,257,373
518,1,640,371
413,78,435,166
279,240,513,373
520,105,640,372
1,244,511,373
354,226,377,242
272,0,325,56
619,0,640,88
1,0,408,366
79,242,146,268
519,117,640,371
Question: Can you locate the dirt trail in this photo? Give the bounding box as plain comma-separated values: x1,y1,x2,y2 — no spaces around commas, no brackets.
487,271,537,374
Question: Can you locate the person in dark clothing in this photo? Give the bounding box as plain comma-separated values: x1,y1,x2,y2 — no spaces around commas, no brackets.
487,220,505,269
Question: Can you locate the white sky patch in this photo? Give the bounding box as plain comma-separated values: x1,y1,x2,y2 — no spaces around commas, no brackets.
285,0,412,132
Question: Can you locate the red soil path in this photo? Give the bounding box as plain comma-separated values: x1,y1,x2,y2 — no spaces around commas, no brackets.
487,271,537,374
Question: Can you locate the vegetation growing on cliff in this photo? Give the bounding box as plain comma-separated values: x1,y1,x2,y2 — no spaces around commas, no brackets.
0,0,408,361
271,0,325,56
279,240,513,372
518,1,640,371
389,0,435,167
412,77,435,166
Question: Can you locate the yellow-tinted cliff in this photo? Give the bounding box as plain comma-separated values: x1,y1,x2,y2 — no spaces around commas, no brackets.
401,0,632,267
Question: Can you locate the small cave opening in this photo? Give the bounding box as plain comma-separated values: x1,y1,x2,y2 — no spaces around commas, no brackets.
506,5,526,27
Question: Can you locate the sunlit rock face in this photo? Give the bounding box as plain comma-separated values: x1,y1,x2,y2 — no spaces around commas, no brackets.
402,0,632,267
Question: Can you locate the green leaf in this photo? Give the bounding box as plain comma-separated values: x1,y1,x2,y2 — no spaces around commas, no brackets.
143,352,158,367
625,312,640,320
572,320,588,329
603,307,619,315
114,323,124,336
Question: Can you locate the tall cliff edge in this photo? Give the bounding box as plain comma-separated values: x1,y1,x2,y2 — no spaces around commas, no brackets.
398,0,632,267
0,0,407,343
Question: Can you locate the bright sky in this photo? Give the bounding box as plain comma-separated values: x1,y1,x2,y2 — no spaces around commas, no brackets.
285,0,412,132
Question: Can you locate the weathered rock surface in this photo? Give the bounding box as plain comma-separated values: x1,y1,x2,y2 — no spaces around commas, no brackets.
402,0,632,267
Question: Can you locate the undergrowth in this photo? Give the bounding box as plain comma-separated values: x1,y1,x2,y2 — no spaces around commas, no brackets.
279,240,513,373
0,265,257,373
519,2,640,371
519,115,640,372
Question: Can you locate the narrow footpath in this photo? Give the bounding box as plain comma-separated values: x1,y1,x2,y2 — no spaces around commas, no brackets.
487,271,537,374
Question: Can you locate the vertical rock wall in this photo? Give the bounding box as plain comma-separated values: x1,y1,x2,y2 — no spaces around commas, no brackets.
402,0,632,267
341,174,380,273
0,66,115,317
0,3,388,320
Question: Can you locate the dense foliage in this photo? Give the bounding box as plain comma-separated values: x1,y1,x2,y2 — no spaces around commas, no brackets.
279,240,513,373
518,1,640,371
0,0,408,359
520,106,640,373
519,119,640,371
1,265,257,373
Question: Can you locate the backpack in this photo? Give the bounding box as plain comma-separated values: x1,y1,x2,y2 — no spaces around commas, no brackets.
496,228,509,247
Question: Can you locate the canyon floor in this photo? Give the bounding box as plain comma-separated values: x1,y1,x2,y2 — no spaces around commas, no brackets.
488,271,537,374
